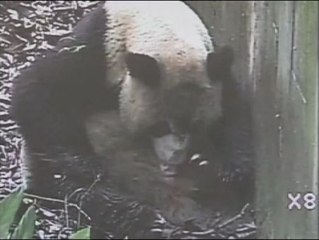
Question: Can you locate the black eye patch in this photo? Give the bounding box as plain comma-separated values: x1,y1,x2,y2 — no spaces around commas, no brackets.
125,53,161,86
206,45,234,82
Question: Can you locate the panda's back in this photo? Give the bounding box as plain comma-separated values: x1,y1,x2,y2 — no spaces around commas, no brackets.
103,1,213,56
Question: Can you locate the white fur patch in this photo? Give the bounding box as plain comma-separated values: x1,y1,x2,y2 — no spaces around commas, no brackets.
103,1,214,87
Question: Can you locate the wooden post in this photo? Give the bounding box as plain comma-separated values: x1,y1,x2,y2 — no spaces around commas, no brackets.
251,1,318,238
188,1,318,238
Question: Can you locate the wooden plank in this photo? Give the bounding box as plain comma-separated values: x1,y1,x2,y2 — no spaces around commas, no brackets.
248,2,282,237
252,1,318,238
188,1,318,238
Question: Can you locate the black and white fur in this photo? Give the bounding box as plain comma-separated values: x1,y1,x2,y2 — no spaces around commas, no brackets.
10,1,238,238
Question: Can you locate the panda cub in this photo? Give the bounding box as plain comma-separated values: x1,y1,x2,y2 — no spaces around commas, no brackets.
11,1,235,237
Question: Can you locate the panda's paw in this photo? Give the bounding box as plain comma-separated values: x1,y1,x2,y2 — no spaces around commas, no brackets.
189,153,210,168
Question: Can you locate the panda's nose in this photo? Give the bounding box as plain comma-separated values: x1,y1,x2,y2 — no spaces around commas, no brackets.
165,84,200,121
148,121,171,138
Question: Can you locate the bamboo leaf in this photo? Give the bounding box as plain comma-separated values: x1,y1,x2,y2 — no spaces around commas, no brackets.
70,227,91,240
0,188,24,239
11,205,36,239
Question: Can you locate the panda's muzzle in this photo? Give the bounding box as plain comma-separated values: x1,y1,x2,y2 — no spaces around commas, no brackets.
149,121,190,176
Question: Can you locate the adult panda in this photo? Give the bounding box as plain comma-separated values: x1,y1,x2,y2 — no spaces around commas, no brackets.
10,1,243,238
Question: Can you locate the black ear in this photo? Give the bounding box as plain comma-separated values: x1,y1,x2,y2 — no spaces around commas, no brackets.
207,45,234,81
125,53,161,86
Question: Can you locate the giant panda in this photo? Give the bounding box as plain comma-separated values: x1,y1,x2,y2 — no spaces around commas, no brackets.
10,1,246,238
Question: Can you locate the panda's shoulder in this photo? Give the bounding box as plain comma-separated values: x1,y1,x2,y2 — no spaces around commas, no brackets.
70,3,106,44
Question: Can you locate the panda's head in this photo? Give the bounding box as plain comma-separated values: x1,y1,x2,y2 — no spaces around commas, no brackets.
118,46,234,176
105,1,234,175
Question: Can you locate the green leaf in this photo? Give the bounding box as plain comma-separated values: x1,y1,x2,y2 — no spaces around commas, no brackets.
70,227,91,240
0,188,24,239
11,205,36,239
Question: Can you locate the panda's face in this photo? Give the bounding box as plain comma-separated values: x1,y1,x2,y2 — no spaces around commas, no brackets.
119,50,224,175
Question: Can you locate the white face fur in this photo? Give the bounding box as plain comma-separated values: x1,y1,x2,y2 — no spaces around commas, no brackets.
95,1,222,175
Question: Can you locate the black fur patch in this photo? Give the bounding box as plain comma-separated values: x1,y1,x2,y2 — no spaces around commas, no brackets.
206,45,234,82
10,3,112,152
126,53,161,87
10,2,112,203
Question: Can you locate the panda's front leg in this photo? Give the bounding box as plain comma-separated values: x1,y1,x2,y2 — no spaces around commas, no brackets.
11,69,107,205
9,30,115,226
